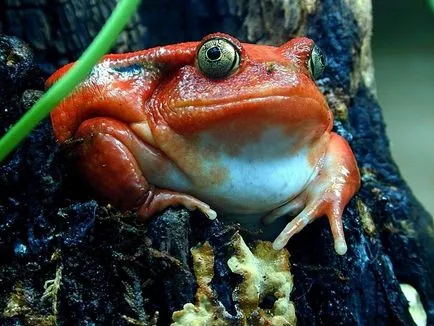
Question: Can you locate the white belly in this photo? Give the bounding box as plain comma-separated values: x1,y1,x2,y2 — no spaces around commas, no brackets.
149,127,319,215
195,143,316,215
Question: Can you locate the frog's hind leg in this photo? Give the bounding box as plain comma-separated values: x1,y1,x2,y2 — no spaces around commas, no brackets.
75,118,148,210
74,117,216,220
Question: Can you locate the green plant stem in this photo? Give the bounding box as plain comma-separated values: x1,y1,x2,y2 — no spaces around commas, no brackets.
0,0,142,163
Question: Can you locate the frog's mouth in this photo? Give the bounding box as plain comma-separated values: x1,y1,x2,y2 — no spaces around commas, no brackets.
160,94,332,137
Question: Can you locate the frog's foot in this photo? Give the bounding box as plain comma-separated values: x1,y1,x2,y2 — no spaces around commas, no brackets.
272,196,347,255
272,133,360,255
137,186,217,220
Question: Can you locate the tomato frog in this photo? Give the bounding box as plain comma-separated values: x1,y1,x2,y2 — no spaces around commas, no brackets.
48,33,360,255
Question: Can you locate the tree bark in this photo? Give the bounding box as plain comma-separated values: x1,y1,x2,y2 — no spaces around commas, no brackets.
0,1,433,325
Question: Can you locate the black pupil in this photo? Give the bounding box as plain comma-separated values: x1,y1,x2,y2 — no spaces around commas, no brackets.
206,46,221,61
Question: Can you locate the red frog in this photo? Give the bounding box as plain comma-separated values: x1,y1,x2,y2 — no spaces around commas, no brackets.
48,33,360,255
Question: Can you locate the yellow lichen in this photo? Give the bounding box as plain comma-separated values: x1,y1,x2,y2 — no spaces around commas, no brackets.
41,249,63,317
356,199,376,236
228,233,296,326
399,220,417,237
172,234,296,326
122,313,159,326
171,242,231,325
3,282,56,326
3,282,31,318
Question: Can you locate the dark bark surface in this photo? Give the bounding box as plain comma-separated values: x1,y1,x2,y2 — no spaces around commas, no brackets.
0,1,433,325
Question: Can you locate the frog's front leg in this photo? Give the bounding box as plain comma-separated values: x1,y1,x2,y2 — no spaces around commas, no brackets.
74,117,217,220
269,133,360,255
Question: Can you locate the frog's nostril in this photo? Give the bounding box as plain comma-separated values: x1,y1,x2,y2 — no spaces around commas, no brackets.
265,62,276,73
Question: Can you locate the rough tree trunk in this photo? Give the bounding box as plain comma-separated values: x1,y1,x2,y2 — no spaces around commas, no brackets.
0,1,433,325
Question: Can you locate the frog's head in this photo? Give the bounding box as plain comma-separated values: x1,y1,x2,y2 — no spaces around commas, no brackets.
49,33,331,151
151,33,332,150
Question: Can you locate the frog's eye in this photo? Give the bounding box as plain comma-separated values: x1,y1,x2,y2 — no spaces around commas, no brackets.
308,45,326,79
197,38,241,79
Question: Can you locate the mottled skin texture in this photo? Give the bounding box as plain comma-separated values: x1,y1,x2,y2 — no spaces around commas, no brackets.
48,33,360,255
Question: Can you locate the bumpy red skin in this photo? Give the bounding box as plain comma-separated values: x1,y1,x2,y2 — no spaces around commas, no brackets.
48,33,360,255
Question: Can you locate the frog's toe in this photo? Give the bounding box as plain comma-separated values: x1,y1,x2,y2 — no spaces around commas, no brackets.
204,208,217,220
326,204,347,255
180,197,216,220
333,238,348,256
191,202,217,220
272,212,310,250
